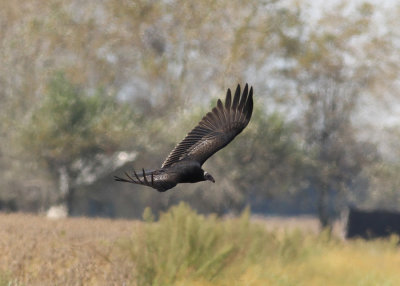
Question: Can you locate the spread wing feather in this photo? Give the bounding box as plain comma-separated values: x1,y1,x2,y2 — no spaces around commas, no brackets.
161,83,253,168
114,169,177,192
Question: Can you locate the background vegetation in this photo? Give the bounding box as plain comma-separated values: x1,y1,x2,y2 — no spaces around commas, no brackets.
1,0,400,226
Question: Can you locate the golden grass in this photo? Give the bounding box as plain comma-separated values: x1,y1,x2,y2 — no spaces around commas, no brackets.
0,204,399,286
0,213,137,285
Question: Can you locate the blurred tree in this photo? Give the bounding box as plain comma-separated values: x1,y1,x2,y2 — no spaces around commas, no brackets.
19,72,135,214
352,161,400,211
302,84,377,228
274,3,384,228
207,109,305,212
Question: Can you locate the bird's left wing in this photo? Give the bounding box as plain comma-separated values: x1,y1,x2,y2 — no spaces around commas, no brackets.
161,83,253,168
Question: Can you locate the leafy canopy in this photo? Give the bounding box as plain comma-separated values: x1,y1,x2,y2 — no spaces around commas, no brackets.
21,72,134,167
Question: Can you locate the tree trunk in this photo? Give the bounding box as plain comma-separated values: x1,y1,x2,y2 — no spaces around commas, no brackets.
58,166,74,216
317,183,331,230
66,186,75,216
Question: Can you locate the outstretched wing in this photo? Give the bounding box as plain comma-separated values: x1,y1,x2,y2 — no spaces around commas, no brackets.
114,169,177,192
161,83,253,168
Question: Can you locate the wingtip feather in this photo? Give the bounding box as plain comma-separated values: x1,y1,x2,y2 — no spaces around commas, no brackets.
114,175,132,183
225,89,232,109
232,84,241,109
238,84,249,115
245,87,254,122
217,99,223,110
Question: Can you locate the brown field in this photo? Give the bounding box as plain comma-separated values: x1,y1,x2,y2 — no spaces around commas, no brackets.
0,213,137,285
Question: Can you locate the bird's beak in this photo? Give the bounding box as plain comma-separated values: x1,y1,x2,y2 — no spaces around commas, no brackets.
209,176,215,183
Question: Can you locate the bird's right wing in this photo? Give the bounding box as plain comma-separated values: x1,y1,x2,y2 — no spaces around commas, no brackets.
161,83,253,168
114,169,177,192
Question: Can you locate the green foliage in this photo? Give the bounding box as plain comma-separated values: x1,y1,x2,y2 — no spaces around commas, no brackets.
0,274,9,286
124,202,315,285
0,273,20,286
127,203,237,285
242,110,305,192
354,162,400,209
142,207,155,223
209,106,306,199
20,72,135,167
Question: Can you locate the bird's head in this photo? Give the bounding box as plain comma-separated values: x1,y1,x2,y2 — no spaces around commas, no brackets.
204,171,215,183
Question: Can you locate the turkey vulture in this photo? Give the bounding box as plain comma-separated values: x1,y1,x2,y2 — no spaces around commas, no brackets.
114,83,253,192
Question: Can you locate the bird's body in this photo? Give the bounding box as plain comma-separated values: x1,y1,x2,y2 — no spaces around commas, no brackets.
115,83,254,192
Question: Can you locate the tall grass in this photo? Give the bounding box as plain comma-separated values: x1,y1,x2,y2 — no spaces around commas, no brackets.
0,273,9,286
123,203,329,285
0,273,20,286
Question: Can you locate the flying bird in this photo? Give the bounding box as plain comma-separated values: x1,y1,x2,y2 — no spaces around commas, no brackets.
114,83,253,192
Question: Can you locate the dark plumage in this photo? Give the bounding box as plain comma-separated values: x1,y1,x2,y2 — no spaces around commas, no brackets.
114,83,254,192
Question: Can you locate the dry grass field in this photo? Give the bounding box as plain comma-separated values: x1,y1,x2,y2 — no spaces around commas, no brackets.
1,203,400,286
0,213,137,285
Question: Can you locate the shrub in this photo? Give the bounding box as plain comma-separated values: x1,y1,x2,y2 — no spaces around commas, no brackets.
123,202,307,285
